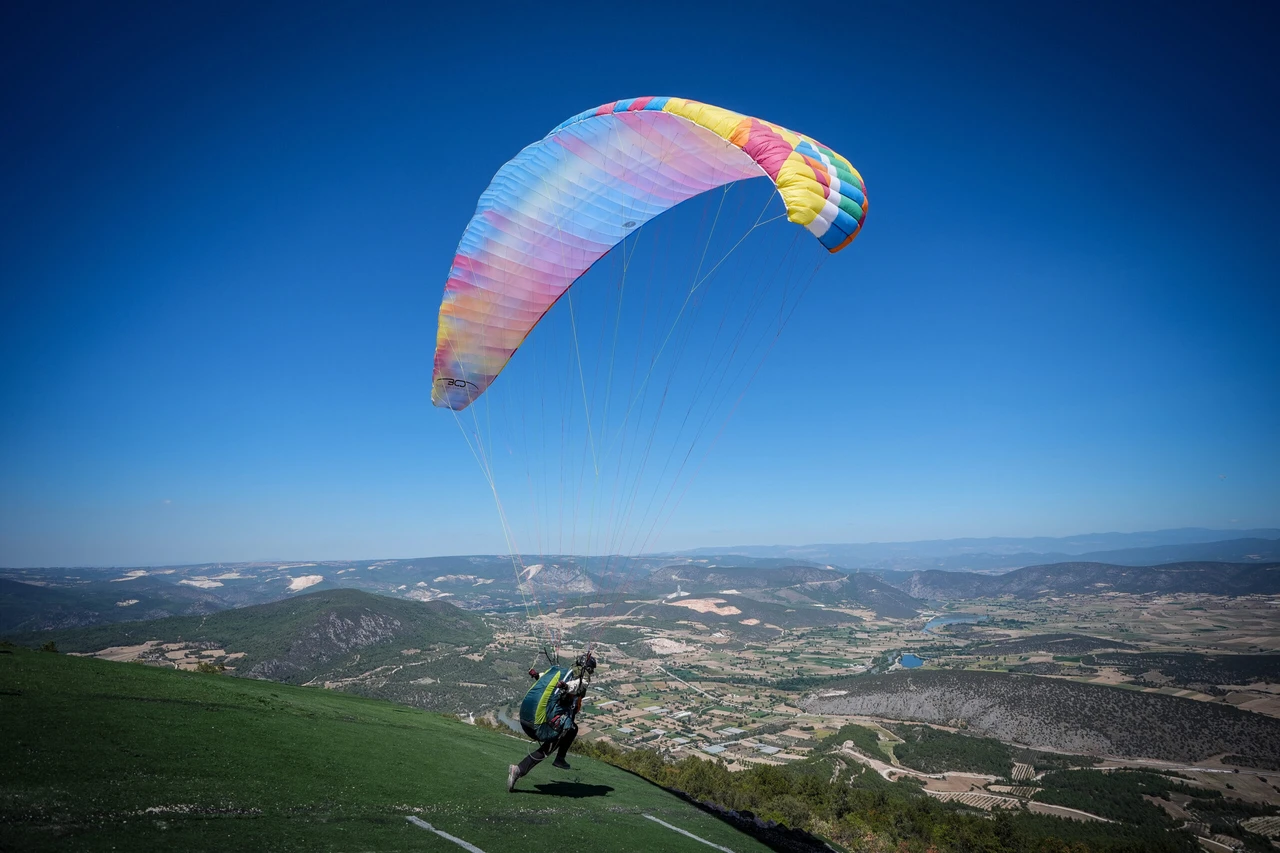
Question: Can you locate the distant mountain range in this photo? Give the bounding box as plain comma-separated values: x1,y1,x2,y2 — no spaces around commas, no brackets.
679,528,1280,572
1,554,924,634
876,560,1280,600
3,527,1276,636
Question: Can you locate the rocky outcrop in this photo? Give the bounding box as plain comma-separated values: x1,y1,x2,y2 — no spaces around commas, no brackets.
516,563,595,595
248,611,404,679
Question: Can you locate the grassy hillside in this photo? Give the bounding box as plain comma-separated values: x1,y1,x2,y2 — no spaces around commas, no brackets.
0,645,775,852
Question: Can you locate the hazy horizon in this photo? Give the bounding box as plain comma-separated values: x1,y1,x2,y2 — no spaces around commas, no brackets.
4,524,1277,570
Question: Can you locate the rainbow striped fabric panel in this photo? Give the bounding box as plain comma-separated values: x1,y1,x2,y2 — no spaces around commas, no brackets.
433,97,867,411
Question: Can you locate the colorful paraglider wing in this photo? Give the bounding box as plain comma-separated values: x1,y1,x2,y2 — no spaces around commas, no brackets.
433,97,867,411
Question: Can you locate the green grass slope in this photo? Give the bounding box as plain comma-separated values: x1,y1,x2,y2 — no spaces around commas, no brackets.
0,646,774,852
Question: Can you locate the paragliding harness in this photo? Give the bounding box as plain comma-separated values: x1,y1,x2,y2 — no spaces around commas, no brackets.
518,648,595,741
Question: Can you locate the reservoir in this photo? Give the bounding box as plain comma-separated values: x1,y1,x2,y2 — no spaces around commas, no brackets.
923,613,986,634
899,654,925,668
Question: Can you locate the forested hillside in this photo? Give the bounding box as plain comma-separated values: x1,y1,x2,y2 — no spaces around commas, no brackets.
802,670,1280,763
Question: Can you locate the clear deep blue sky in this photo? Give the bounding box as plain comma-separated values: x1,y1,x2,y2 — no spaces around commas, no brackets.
2,1,1277,566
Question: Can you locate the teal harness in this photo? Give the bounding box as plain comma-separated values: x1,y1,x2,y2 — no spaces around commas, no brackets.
518,665,576,741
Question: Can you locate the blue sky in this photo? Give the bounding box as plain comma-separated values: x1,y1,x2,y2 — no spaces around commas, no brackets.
1,1,1277,566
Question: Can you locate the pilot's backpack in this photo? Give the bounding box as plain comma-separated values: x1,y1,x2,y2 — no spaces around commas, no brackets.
519,665,573,741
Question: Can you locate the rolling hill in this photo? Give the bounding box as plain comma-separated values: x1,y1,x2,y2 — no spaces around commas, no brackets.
679,528,1280,566
4,589,525,713
967,633,1140,656
878,560,1280,600
0,645,776,852
645,562,843,590
1084,651,1280,691
801,669,1280,764
631,593,852,637
641,562,923,618
0,555,662,633
0,576,226,633
859,537,1280,574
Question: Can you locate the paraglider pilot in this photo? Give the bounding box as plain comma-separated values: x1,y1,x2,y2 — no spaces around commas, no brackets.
508,651,596,792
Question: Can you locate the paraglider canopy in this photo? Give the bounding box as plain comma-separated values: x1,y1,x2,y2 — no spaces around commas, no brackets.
432,97,868,411
430,97,867,659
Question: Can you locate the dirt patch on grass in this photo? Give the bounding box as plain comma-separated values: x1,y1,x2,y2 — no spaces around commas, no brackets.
665,598,742,616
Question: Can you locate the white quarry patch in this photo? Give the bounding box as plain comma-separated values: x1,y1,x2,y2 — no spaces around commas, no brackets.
180,578,224,589
111,570,149,582
739,618,761,626
433,574,479,583
520,563,544,580
646,638,694,655
279,563,316,570
406,588,453,601
116,599,140,607
718,589,741,595
209,572,250,580
286,575,324,592
665,597,741,616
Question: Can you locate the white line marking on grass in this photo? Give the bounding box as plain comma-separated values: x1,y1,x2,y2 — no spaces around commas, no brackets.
643,814,736,852
406,816,488,852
